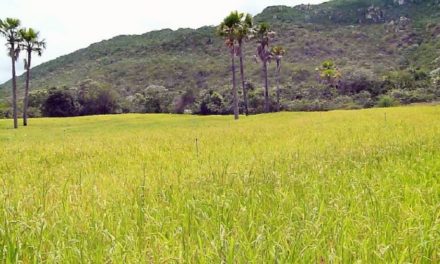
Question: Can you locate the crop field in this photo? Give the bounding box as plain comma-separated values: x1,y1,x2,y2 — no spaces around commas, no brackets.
0,105,439,263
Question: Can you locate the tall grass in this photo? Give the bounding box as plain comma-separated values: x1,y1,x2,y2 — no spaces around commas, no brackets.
0,106,439,262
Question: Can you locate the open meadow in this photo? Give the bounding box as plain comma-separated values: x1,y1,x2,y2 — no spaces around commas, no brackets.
0,105,439,262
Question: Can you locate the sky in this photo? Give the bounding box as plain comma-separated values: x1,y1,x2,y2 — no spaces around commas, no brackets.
0,0,325,84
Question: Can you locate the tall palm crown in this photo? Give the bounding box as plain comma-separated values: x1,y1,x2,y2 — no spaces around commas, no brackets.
0,18,22,60
235,13,253,44
217,11,242,50
271,46,285,62
20,28,46,60
318,60,342,85
255,23,275,62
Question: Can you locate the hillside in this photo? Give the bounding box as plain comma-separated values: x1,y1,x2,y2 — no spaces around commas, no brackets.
1,0,440,116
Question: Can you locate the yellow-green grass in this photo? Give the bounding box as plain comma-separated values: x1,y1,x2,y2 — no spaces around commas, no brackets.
0,106,439,263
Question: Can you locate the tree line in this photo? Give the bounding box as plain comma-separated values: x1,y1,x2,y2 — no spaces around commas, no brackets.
0,18,45,129
2,12,440,125
1,12,287,125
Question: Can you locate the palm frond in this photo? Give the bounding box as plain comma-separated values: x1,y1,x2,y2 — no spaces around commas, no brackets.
5,18,21,28
271,46,286,57
244,13,253,28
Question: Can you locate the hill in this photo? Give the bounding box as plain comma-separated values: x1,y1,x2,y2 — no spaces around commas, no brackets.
1,0,440,116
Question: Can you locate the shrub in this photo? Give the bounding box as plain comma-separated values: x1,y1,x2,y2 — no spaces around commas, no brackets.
332,96,361,110
143,85,173,113
353,91,374,108
77,80,120,115
197,90,225,115
27,107,42,118
286,99,332,112
43,89,79,117
390,89,436,104
377,95,397,108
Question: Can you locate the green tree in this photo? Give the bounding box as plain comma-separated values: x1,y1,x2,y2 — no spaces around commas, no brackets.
77,80,119,115
143,85,172,113
19,28,46,126
198,90,225,115
0,18,22,129
218,11,241,120
236,13,253,116
271,46,285,112
317,60,341,88
42,88,79,117
255,23,275,113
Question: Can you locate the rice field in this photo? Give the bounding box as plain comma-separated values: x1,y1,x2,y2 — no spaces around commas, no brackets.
0,105,439,263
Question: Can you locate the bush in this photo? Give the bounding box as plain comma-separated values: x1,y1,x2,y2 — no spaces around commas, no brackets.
332,96,361,110
286,99,332,112
353,91,374,108
247,88,278,114
130,93,147,113
338,69,383,96
28,90,49,109
0,109,8,119
77,80,120,115
43,89,79,117
377,95,397,108
143,85,173,113
197,90,225,115
389,89,436,104
27,107,42,118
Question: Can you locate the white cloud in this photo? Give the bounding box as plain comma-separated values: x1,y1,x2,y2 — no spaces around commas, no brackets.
0,0,325,84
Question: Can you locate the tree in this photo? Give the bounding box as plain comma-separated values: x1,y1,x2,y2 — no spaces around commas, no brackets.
236,13,253,116
271,46,285,112
198,90,225,115
143,85,172,113
255,23,275,113
0,18,22,129
76,80,119,115
218,11,241,120
43,89,79,117
19,28,46,126
317,60,341,88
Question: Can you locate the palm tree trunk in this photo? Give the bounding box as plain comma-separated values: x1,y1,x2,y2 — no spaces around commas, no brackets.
11,43,18,129
231,49,239,120
263,60,269,113
238,42,248,116
276,60,281,112
23,51,31,126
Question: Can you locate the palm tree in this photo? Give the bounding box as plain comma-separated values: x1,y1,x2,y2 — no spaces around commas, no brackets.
236,13,253,116
271,46,285,112
218,11,241,120
318,60,342,88
0,18,22,129
20,28,46,126
255,23,275,113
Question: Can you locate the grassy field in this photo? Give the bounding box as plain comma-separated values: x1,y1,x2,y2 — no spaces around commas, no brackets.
0,106,439,263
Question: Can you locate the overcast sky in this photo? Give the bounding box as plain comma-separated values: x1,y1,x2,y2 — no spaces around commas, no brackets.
0,0,325,84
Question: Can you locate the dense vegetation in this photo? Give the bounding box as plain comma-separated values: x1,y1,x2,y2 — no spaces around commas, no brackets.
0,105,439,262
1,0,440,118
